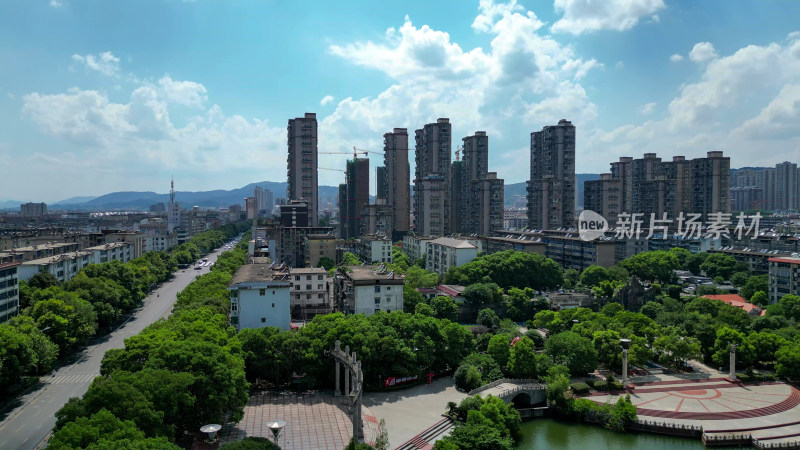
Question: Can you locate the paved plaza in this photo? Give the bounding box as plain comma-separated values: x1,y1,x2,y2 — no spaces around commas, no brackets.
363,378,467,449
217,391,379,450
590,376,800,446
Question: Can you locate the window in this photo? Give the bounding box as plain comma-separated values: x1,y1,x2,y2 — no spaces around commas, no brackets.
259,289,266,296
295,285,300,290
318,275,323,280
375,297,381,304
306,285,311,290
295,275,300,281
318,293,324,299
272,303,275,308
231,302,238,312
307,294,311,300
306,275,312,280
261,317,266,323
374,286,381,293
317,284,323,290
374,308,380,314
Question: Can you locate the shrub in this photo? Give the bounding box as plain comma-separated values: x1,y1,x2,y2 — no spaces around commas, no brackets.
593,380,608,391
570,382,590,394
610,381,624,390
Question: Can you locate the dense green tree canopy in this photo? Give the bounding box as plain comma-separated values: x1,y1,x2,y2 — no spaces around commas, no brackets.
445,250,563,290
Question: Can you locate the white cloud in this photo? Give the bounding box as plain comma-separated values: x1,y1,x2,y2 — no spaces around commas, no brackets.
551,0,665,35
640,102,656,115
669,53,684,62
49,0,63,7
71,51,121,77
7,93,15,100
157,75,207,107
582,33,800,171
320,95,334,106
688,42,718,63
735,84,800,140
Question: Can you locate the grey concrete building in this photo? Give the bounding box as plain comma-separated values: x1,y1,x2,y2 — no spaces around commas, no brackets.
384,128,411,239
527,119,576,230
414,119,452,236
287,113,318,226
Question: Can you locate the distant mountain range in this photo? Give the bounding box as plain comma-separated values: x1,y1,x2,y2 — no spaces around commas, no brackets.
2,175,601,212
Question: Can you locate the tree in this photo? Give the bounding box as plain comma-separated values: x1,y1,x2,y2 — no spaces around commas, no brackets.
507,337,537,378
374,418,389,450
317,257,335,271
0,324,34,391
341,252,361,266
640,301,664,320
415,302,434,316
463,283,503,311
28,272,60,290
776,343,800,381
684,252,709,275
668,247,692,268
619,251,678,284
430,296,459,322
563,268,580,289
745,331,787,365
700,253,739,280
476,308,500,329
49,409,179,450
545,331,598,376
454,365,483,391
653,329,702,370
730,272,750,287
523,330,544,348
580,265,611,287
741,275,769,301
750,291,768,308
445,250,563,291
487,334,511,369
30,294,98,352
404,266,439,289
403,285,425,313
8,315,58,375
220,437,281,449
711,327,754,368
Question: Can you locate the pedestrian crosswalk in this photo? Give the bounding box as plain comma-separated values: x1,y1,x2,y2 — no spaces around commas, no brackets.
49,373,98,385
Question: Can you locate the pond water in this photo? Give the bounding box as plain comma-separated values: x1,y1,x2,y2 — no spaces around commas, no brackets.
517,418,706,449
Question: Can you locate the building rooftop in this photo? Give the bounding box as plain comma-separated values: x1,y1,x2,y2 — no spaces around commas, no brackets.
229,264,291,286
702,294,765,316
306,234,337,240
769,257,800,264
289,267,328,275
429,237,477,249
344,265,404,283
10,242,76,252
86,242,131,251
22,251,93,266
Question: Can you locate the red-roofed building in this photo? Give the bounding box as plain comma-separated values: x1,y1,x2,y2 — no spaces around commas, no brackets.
768,257,800,304
701,294,765,316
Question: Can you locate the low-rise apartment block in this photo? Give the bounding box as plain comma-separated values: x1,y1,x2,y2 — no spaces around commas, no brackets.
426,237,478,276
334,266,404,315
0,261,21,323
289,267,332,320
228,264,291,331
768,256,800,304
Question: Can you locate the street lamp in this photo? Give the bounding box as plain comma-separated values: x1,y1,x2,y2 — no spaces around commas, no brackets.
200,424,221,443
267,420,286,447
619,338,631,388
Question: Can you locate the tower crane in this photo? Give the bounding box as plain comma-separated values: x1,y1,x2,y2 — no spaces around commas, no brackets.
455,145,463,161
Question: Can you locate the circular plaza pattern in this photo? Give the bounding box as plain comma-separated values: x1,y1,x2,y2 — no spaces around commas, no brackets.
591,378,800,421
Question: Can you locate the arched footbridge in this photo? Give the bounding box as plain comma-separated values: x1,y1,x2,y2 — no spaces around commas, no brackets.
468,378,547,407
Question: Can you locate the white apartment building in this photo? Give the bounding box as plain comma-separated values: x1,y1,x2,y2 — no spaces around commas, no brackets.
402,235,437,262
426,237,478,276
768,256,800,304
228,264,291,331
18,251,94,283
356,236,393,264
87,242,134,265
335,266,404,315
289,267,332,320
0,261,21,323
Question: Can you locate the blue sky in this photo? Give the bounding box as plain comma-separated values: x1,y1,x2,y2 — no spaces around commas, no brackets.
1,0,799,202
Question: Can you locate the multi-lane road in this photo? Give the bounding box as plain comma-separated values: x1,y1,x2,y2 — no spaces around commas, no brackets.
0,239,239,450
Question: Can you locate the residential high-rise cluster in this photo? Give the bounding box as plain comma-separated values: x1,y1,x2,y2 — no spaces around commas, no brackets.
730,161,800,212
383,128,411,239
527,120,576,230
586,151,730,224
452,131,504,236
286,113,319,226
414,118,453,236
